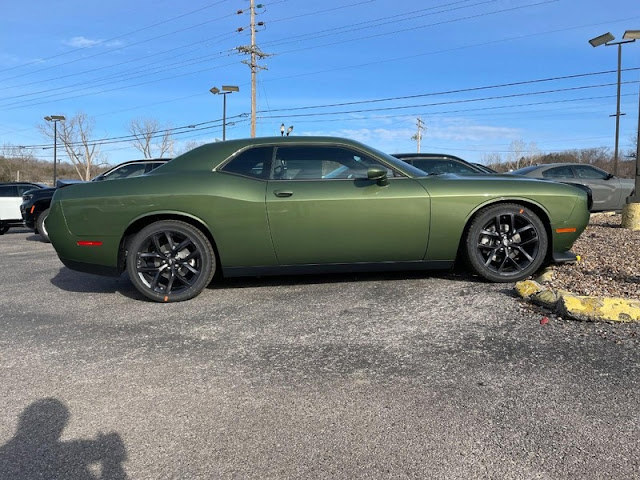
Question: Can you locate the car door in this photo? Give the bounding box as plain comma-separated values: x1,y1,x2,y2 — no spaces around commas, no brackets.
573,165,621,210
265,145,431,265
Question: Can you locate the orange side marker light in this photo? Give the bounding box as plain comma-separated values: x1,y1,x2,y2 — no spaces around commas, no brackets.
555,228,577,233
30,205,35,214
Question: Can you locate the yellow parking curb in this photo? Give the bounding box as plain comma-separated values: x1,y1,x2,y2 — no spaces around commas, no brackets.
558,295,640,323
515,273,640,323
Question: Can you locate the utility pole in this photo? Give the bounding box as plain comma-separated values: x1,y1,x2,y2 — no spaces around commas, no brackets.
237,0,270,137
412,117,425,153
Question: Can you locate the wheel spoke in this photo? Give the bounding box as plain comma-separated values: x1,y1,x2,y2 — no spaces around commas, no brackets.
494,215,502,232
164,231,176,250
151,234,163,254
174,238,193,252
506,255,523,271
515,246,534,262
138,265,161,273
165,270,176,294
484,247,500,266
139,252,164,260
516,224,534,235
179,262,200,275
149,271,163,291
496,254,509,272
480,229,500,238
518,236,538,247
509,213,516,233
175,270,195,286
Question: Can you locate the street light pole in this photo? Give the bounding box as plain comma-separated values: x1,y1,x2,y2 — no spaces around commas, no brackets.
44,115,65,186
614,29,640,230
588,32,636,176
209,85,239,141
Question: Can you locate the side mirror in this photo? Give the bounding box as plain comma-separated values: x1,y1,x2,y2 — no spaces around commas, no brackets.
605,173,614,180
367,167,389,186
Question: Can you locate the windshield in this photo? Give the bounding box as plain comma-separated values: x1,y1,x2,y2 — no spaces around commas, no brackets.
366,146,430,177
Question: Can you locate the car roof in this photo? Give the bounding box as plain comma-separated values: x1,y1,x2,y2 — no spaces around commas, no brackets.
517,163,605,169
159,137,416,175
391,153,468,162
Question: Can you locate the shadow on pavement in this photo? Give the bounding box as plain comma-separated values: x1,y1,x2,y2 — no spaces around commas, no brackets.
50,268,142,300
0,398,127,479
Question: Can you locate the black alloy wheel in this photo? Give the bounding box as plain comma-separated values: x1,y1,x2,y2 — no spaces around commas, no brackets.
465,203,548,283
126,220,216,302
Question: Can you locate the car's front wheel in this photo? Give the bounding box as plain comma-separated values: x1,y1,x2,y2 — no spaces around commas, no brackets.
465,203,548,283
126,220,216,302
36,208,50,243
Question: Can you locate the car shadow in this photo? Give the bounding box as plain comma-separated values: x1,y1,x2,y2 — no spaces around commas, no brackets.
0,398,128,479
50,266,505,300
208,268,487,290
25,233,46,243
50,268,143,300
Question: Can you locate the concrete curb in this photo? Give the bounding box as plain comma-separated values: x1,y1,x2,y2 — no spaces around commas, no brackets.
514,268,640,323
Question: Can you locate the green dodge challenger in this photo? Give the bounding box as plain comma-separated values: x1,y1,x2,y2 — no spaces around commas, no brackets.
46,137,590,302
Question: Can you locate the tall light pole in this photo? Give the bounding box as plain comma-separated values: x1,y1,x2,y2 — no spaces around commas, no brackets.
621,31,640,202
588,31,636,176
209,85,239,141
44,115,65,186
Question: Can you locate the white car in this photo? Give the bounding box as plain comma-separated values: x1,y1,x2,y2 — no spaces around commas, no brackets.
0,182,45,234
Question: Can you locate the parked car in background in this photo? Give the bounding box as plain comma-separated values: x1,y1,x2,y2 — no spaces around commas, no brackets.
46,137,590,303
472,163,498,173
510,163,634,212
21,159,169,242
0,182,45,234
392,153,490,175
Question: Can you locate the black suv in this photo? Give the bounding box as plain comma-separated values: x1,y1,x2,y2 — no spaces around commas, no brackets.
21,159,168,242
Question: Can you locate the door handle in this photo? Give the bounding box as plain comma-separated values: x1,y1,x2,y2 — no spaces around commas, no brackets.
273,190,293,198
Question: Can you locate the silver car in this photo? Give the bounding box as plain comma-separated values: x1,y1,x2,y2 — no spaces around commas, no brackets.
511,163,634,212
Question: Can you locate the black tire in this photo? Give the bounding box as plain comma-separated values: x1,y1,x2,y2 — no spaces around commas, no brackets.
465,203,548,283
0,224,8,235
126,220,216,302
36,208,51,243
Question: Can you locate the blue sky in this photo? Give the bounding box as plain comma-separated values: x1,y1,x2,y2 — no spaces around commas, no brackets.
1,0,639,167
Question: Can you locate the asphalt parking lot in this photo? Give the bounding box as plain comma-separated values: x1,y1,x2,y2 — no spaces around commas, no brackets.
1,228,639,479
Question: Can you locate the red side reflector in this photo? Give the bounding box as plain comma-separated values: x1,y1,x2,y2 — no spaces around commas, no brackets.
555,228,577,233
30,205,35,214
77,241,103,247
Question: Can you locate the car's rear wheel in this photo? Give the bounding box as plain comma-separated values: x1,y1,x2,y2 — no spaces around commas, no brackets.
126,220,216,302
36,208,50,243
465,203,548,283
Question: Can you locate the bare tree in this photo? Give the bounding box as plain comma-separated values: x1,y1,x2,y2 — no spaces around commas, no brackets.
128,118,173,159
39,112,103,180
174,140,207,156
504,139,540,170
0,144,35,181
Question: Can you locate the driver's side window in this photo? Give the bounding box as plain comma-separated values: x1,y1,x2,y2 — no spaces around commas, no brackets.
271,146,393,180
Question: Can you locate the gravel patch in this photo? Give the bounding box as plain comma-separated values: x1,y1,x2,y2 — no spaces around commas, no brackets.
550,213,640,299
